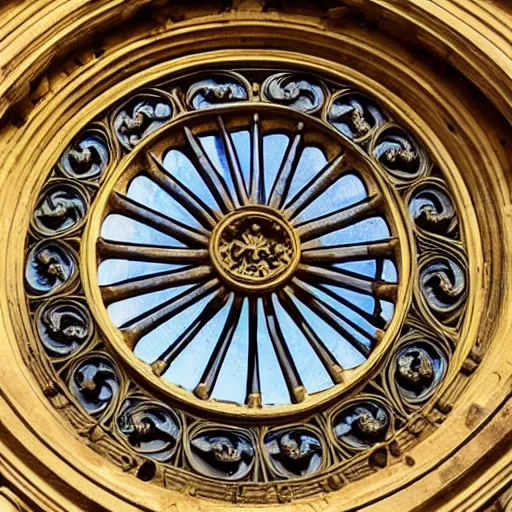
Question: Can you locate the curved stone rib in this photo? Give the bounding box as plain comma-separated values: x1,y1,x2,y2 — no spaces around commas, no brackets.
120,278,221,349
101,265,213,305
267,121,305,209
296,263,398,302
283,151,349,219
291,277,379,345
278,290,344,383
289,278,372,357
109,191,210,248
263,296,307,404
146,152,221,229
150,288,230,376
194,296,244,400
217,116,250,207
246,297,262,408
296,194,383,243
312,282,388,329
97,238,209,266
183,126,235,214
301,238,398,264
249,113,265,204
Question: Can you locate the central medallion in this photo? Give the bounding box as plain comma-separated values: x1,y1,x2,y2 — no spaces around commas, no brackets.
210,205,301,294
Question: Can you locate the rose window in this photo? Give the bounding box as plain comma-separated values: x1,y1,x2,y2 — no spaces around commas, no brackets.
24,69,469,501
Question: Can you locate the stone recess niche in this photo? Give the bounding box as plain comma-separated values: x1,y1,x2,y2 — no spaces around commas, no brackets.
0,1,510,511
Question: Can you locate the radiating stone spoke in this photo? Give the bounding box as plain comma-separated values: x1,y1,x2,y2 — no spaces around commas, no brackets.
246,297,262,408
121,278,221,349
278,290,344,383
283,151,349,219
263,296,306,404
101,265,213,305
146,152,221,228
184,126,235,213
289,278,372,356
301,238,398,264
291,278,378,345
296,194,383,242
109,191,210,247
217,116,250,207
195,296,244,400
151,288,230,376
249,113,265,204
267,122,305,209
296,264,398,302
97,238,209,264
313,282,389,329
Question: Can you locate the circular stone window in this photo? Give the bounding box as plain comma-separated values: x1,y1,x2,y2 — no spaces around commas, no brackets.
85,105,408,417
24,69,470,503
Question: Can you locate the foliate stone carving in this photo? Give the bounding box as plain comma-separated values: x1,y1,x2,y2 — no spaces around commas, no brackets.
218,215,294,279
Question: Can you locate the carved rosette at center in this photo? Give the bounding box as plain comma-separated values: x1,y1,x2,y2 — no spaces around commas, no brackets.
210,206,300,293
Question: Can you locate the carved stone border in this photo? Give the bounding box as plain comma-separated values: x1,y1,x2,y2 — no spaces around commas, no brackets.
0,2,510,511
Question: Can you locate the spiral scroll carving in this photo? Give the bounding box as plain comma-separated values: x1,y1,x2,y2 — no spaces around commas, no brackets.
262,73,325,113
37,299,93,357
328,92,385,141
117,398,180,462
32,182,88,236
420,256,466,318
114,94,173,149
187,76,248,110
60,131,110,180
69,355,120,417
25,241,77,295
188,429,255,480
409,183,458,237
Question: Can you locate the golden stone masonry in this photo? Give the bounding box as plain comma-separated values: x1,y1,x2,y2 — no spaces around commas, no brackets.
0,1,510,511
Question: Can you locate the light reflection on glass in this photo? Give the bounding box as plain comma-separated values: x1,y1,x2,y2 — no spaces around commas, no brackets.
296,173,367,224
101,214,186,247
108,285,192,328
287,146,327,199
210,299,249,403
128,175,202,229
